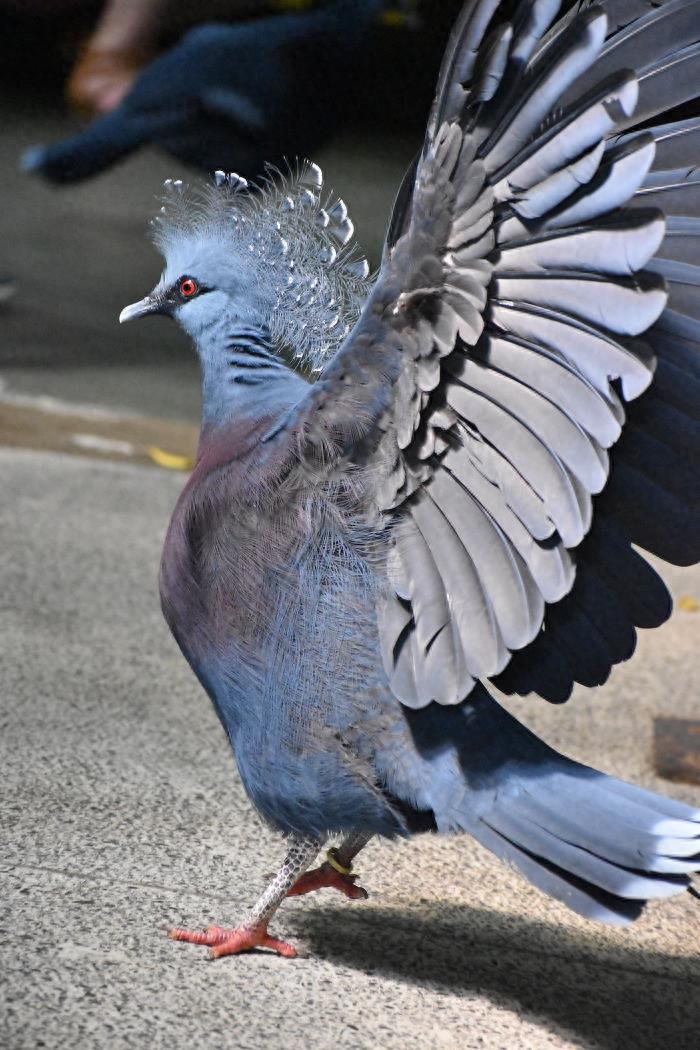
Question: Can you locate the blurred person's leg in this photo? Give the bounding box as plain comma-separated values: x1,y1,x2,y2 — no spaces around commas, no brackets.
25,0,387,184
67,0,169,113
66,0,285,115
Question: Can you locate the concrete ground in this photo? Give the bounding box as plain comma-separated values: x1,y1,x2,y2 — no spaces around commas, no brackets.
1,93,700,1050
1,448,699,1050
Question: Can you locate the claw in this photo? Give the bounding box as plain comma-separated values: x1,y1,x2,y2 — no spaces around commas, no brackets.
287,860,369,900
168,923,297,959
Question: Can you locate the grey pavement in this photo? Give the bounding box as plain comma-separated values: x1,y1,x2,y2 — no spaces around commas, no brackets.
1,447,699,1050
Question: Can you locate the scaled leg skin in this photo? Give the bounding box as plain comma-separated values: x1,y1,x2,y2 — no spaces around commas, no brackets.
287,831,372,901
169,837,321,959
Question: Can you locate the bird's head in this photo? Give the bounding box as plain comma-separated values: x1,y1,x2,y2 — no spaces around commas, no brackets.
119,170,371,370
119,230,264,341
119,175,268,343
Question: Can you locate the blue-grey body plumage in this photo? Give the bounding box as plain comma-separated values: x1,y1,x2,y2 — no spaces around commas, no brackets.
122,0,700,946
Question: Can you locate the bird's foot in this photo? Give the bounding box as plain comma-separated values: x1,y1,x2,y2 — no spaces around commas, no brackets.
168,922,297,959
287,860,368,901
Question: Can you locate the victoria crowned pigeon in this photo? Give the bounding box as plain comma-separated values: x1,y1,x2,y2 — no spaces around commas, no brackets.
23,0,381,184
119,0,700,959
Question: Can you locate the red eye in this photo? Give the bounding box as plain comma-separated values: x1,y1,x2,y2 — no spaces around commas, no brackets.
179,278,198,298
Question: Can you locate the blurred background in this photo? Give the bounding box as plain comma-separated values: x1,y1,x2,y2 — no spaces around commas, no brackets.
0,0,463,440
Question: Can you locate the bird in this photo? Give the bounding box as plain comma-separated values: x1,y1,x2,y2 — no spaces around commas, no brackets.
22,0,382,185
119,0,700,960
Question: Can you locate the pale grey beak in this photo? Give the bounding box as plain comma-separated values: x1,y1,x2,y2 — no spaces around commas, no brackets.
119,296,161,324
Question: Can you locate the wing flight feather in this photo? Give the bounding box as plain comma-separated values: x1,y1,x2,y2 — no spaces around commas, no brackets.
291,0,700,707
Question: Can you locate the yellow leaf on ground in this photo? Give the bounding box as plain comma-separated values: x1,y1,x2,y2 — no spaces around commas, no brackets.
147,446,194,471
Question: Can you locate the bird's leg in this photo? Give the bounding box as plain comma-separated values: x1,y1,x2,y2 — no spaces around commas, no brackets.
286,831,372,901
169,836,321,959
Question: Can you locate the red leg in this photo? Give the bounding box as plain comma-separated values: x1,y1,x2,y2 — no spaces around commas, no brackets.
287,860,368,901
168,837,321,960
169,923,298,959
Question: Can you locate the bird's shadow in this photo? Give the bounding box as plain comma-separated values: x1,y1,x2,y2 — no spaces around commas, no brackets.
297,902,700,1050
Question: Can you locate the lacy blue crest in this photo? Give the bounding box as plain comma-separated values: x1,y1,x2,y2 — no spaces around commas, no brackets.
151,163,373,372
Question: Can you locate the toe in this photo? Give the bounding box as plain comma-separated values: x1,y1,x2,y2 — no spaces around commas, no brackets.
170,922,298,958
287,862,369,900
209,927,298,959
168,924,228,946
343,878,369,901
261,934,298,958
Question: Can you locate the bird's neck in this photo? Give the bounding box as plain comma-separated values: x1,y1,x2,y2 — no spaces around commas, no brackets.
197,317,306,432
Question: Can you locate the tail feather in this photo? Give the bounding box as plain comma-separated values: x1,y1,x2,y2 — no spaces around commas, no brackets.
403,688,700,924
483,809,688,899
506,784,700,872
468,763,700,922
471,821,646,925
538,766,700,836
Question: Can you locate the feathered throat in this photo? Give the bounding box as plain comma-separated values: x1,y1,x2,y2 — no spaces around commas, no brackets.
151,163,373,372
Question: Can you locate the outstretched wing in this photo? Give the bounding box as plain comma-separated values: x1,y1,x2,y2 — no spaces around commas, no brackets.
292,0,700,707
